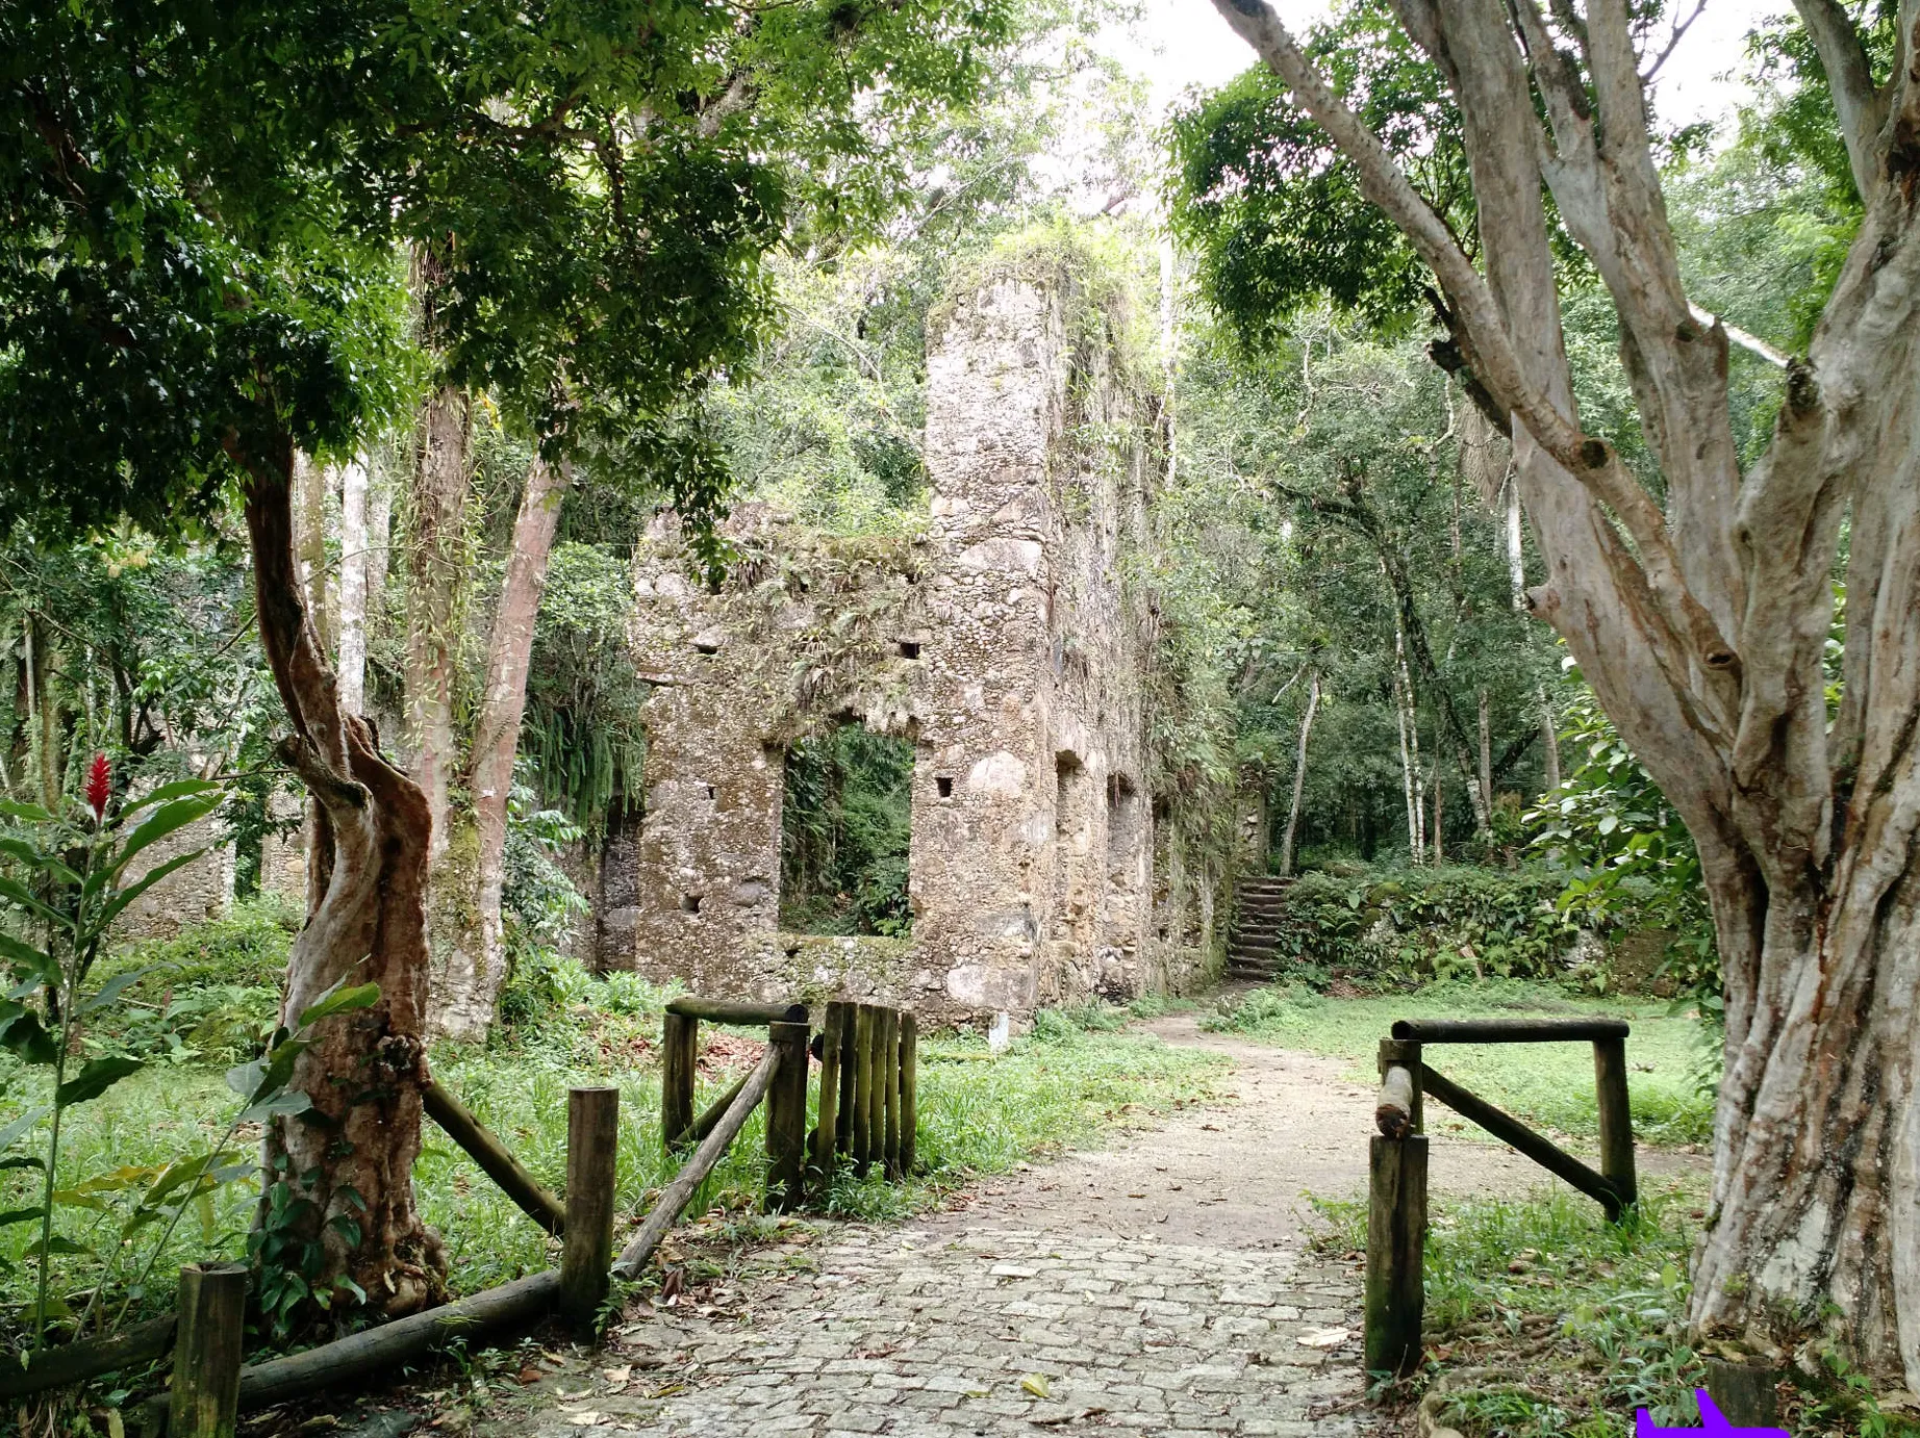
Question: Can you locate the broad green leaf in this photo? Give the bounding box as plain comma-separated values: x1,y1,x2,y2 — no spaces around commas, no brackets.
0,839,80,886
0,800,54,823
109,796,222,880
0,1005,59,1065
24,1235,91,1259
80,964,170,1015
238,1088,312,1124
0,1206,48,1227
51,1188,109,1211
0,1156,41,1172
296,981,380,1031
0,932,58,987
114,779,223,823
55,1055,145,1107
0,875,73,932
67,1164,166,1195
0,1103,50,1151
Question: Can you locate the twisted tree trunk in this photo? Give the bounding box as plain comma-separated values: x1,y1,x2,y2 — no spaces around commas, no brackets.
1207,0,1920,1379
232,432,443,1323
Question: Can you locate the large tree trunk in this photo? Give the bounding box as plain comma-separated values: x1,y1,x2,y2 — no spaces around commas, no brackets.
1277,669,1319,878
429,458,567,1041
232,431,443,1324
403,388,470,865
1209,0,1920,1381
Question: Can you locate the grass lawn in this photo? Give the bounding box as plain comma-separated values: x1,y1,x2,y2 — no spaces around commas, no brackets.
0,987,1226,1346
1204,978,1716,1145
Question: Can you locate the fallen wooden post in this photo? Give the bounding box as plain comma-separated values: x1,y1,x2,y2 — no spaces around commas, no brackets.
0,1313,176,1401
665,997,807,1026
1390,1016,1630,1044
1364,1135,1427,1377
171,1262,247,1438
612,1043,784,1282
560,1087,619,1335
423,1078,565,1236
686,1070,751,1147
236,1272,561,1411
1376,1064,1416,1139
764,1021,809,1212
1420,1064,1626,1219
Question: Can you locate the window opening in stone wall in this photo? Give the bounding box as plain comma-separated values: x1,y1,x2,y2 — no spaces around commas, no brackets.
681,893,702,914
936,775,953,799
1107,773,1139,875
778,724,914,937
897,640,921,659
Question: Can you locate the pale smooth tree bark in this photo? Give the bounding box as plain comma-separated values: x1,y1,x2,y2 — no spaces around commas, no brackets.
428,458,569,1040
403,388,471,865
1392,620,1426,864
1277,668,1320,877
228,433,443,1322
337,457,370,717
1206,0,1920,1379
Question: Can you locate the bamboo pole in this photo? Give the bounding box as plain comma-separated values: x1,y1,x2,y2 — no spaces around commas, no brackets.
665,997,807,1025
898,1011,918,1177
880,1007,902,1179
612,1045,783,1282
851,1004,876,1176
662,1011,697,1150
170,1263,248,1438
423,1078,565,1235
812,1001,846,1192
559,1087,619,1334
764,1021,810,1212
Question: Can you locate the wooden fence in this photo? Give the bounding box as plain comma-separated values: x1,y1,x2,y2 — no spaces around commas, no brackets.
1365,1016,1637,1377
7,993,920,1435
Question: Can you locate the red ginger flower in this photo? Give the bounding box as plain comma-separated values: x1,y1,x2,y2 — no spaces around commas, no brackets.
85,753,110,822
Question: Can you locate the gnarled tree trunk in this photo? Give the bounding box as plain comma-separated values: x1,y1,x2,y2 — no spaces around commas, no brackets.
429,458,568,1040
1208,0,1920,1381
234,432,444,1323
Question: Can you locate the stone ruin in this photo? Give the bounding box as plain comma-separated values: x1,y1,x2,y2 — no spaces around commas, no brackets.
591,266,1219,1023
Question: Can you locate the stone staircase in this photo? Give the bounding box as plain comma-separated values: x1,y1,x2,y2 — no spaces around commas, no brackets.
1225,875,1293,982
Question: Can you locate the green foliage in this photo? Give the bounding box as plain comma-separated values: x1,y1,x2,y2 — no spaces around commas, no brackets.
1167,0,1469,342
779,726,914,937
1237,865,1580,982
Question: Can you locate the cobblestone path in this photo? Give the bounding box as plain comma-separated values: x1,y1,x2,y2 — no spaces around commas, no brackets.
482,1020,1381,1438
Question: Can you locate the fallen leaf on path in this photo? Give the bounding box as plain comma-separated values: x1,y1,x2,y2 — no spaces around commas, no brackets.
1298,1327,1350,1349
515,1366,545,1385
561,1412,602,1426
1021,1373,1053,1398
602,1366,632,1385
1031,1407,1108,1427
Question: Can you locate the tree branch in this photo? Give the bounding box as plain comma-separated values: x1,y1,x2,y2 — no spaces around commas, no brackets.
1790,0,1888,202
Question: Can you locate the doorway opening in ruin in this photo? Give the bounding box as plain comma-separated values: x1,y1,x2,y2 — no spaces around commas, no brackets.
778,723,914,937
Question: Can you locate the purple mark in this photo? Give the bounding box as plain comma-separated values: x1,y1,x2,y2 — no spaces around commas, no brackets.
1635,1389,1791,1437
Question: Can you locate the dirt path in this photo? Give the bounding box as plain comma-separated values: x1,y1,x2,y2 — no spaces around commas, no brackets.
469,1018,1697,1438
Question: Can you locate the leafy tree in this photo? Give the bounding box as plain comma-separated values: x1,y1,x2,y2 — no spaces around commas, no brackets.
3,0,1019,1322
1185,0,1920,1382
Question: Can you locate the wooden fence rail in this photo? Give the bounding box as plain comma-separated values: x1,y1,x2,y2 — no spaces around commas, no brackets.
26,993,924,1434
1365,1016,1637,1378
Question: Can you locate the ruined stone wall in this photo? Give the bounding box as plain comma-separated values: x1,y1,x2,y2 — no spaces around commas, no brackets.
608,262,1204,1023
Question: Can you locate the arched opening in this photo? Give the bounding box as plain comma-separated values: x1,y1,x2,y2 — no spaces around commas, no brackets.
777,723,914,936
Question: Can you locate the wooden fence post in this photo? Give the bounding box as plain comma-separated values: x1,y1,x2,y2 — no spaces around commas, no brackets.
881,1007,902,1178
765,1021,810,1211
171,1262,247,1438
899,1011,918,1177
662,1012,697,1151
812,1002,846,1193
1377,1038,1423,1133
560,1086,620,1335
1364,1134,1427,1378
851,1004,876,1176
1593,1036,1637,1214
